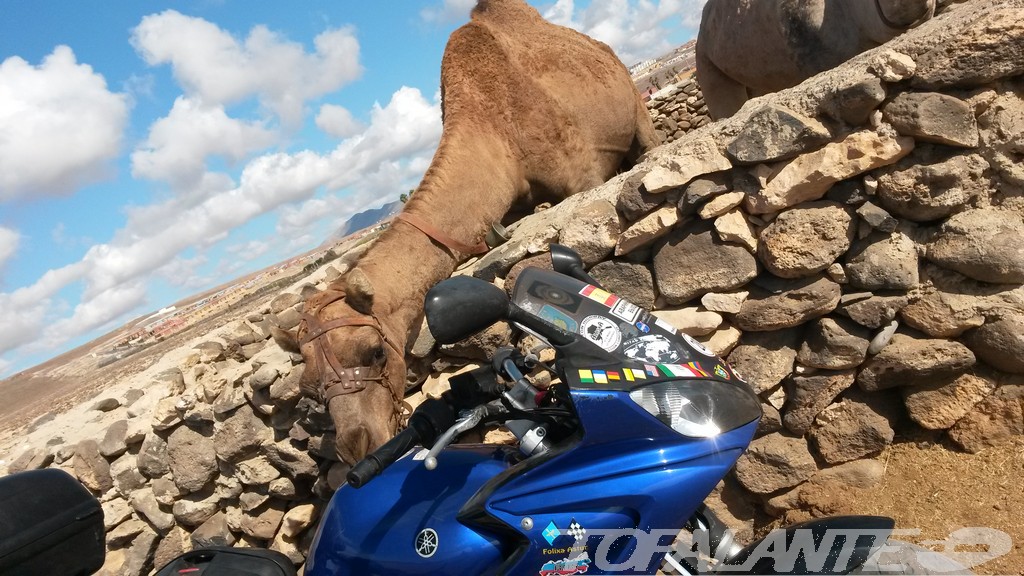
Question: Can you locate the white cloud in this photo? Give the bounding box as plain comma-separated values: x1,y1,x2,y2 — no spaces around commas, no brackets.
542,0,706,65
0,227,18,270
131,96,276,190
225,239,271,261
0,46,128,201
131,10,362,125
0,85,442,362
316,104,364,138
421,0,477,23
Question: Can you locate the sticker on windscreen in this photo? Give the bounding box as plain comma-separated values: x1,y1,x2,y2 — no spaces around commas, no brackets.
622,334,683,364
579,315,622,351
681,332,716,357
539,304,579,332
610,299,640,323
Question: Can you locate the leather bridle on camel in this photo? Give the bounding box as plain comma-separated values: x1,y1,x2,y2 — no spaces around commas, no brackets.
392,212,489,257
299,290,408,427
874,0,929,30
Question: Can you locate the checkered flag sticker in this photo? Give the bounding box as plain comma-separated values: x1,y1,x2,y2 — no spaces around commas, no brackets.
566,518,586,542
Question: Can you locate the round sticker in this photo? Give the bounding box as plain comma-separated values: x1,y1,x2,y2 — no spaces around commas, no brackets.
623,334,682,364
579,315,622,352
681,332,716,357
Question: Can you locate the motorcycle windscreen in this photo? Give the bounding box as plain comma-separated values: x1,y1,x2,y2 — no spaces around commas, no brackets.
511,267,744,382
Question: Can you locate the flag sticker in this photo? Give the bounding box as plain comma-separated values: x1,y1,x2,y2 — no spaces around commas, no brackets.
630,368,647,380
688,362,711,377
607,371,621,380
593,370,608,384
578,370,594,383
645,364,659,377
579,285,619,307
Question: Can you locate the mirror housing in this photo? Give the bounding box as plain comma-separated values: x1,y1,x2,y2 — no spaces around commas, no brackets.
425,276,511,344
549,243,602,288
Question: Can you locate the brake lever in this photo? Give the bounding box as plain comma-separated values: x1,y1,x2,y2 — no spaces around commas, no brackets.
423,403,504,471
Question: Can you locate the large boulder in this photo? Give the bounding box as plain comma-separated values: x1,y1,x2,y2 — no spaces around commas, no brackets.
926,208,1024,284
652,221,758,305
881,92,979,147
875,147,990,222
963,314,1024,374
757,202,854,278
733,275,841,331
589,260,656,310
857,333,976,391
809,400,894,465
911,7,1024,89
783,370,857,435
947,384,1024,453
844,230,920,291
167,424,219,494
903,372,998,430
725,105,832,164
726,328,803,394
797,317,871,370
733,434,817,494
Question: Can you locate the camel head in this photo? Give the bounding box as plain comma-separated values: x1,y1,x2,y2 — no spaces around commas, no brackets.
872,0,935,35
271,268,406,465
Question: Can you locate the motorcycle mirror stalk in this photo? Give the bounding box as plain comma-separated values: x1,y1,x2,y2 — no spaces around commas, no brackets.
549,243,603,288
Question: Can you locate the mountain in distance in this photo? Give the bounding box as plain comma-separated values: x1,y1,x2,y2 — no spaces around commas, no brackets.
329,199,404,243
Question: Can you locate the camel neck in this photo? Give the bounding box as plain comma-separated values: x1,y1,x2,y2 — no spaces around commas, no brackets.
348,126,523,344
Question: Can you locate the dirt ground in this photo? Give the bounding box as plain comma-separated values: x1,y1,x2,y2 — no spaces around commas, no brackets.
779,429,1024,575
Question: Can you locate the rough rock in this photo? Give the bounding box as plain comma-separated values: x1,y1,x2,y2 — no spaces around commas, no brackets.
122,530,159,576
280,503,319,538
152,477,184,506
233,454,282,485
830,76,887,125
153,527,192,575
616,172,672,222
642,136,733,193
262,439,320,479
439,321,513,361
783,370,857,435
167,424,218,493
726,105,832,164
757,402,784,437
875,147,990,222
947,384,1024,453
652,306,722,337
809,400,894,465
130,489,175,533
733,275,841,331
695,323,743,356
733,434,817,494
797,317,872,370
903,372,998,430
701,291,749,314
615,205,679,255
912,7,1024,89
698,191,745,219
270,292,301,314
857,333,976,391
191,512,236,549
727,328,803,394
73,439,113,494
589,260,656,310
868,49,917,83
242,500,287,540
845,230,919,291
927,208,1024,284
99,419,129,458
108,518,146,547
172,491,220,527
678,172,731,214
855,202,898,233
653,221,758,305
249,365,280,391
744,131,914,214
882,92,979,147
757,202,854,278
838,292,910,329
137,432,170,479
714,209,758,252
963,314,1024,374
110,453,149,496
215,403,273,463
557,200,620,266
102,497,133,532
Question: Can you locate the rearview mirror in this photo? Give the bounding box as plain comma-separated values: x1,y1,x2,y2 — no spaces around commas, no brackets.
549,243,602,288
425,276,511,344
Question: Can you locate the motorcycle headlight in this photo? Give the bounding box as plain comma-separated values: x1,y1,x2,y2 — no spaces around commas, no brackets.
629,380,762,438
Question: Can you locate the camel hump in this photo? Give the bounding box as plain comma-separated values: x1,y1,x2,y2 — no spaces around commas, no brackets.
471,0,544,25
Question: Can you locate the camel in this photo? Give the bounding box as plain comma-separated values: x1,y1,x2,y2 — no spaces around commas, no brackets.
696,0,936,119
272,0,658,465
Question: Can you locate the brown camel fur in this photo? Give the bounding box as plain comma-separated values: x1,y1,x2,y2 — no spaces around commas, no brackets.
272,0,658,465
696,0,936,119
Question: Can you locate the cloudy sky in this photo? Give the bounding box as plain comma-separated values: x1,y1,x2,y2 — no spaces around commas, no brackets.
0,0,705,376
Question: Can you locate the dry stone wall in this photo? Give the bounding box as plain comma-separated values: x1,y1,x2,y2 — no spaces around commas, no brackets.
645,76,712,144
3,0,1022,573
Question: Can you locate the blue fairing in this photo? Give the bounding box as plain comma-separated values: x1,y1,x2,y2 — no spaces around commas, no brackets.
306,445,519,575
307,386,758,575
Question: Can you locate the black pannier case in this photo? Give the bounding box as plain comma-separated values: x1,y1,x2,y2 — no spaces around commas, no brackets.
0,468,105,576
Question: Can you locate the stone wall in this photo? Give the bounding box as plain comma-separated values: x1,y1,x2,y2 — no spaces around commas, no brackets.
645,76,712,144
5,0,1022,573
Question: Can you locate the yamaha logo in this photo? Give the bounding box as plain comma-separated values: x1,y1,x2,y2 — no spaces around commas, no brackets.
415,528,439,558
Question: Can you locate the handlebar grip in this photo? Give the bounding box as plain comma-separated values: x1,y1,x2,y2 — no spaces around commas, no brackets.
346,426,421,488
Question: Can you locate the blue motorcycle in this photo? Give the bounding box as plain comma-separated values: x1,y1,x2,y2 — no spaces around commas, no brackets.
302,245,965,575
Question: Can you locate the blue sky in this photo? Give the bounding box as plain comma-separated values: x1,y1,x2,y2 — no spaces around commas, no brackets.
0,0,704,376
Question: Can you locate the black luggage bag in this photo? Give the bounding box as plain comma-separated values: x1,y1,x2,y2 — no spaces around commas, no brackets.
0,468,105,576
155,547,297,576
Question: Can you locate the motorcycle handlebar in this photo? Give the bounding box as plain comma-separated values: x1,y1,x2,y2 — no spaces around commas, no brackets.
347,398,457,488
